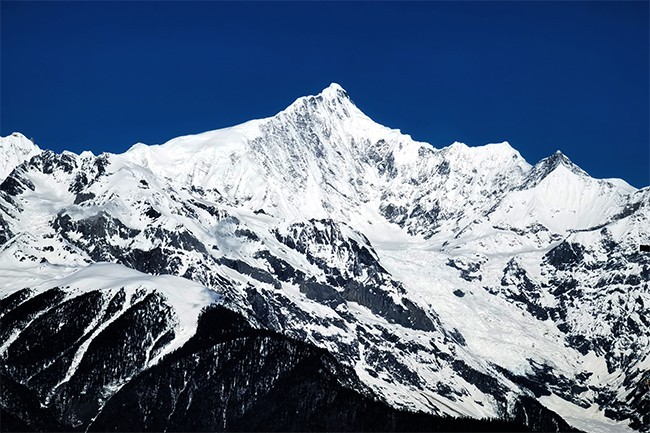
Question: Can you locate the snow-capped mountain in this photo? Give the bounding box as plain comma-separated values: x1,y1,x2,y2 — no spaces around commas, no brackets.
1,84,648,432
0,132,40,184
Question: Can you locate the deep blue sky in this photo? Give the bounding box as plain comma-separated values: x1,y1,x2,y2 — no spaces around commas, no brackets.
2,1,648,187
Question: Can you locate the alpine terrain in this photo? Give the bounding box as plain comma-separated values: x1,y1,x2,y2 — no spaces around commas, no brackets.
1,84,648,432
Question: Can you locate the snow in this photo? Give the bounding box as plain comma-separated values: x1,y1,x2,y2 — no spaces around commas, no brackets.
539,395,635,433
2,83,648,432
0,261,223,366
125,119,263,188
0,132,41,181
605,177,637,193
377,246,567,373
320,82,346,98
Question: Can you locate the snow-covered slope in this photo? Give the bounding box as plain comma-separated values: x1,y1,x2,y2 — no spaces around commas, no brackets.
1,84,648,432
0,132,40,182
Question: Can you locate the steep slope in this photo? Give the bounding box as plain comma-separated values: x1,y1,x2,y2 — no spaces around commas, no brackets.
124,84,532,239
1,150,529,424
0,273,540,432
0,133,41,182
445,151,635,254
1,83,648,432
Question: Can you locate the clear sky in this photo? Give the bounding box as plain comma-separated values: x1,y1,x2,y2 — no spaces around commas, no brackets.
2,1,648,187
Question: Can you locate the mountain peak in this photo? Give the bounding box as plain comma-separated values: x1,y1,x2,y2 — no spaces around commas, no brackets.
540,150,584,173
0,132,41,181
443,141,529,171
320,82,349,100
1,132,38,150
279,82,361,123
520,150,588,189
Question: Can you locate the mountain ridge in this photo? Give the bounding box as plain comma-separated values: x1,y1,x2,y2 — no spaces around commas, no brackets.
1,84,648,432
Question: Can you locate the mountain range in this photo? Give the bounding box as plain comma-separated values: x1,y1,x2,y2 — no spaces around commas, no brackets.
1,83,648,432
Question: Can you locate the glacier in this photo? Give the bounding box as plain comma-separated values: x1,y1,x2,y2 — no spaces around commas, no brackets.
1,83,648,432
